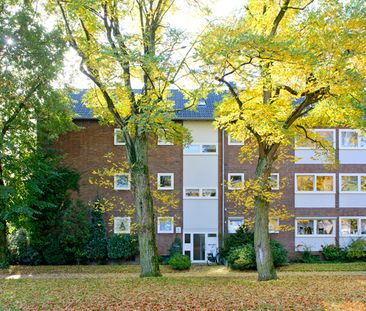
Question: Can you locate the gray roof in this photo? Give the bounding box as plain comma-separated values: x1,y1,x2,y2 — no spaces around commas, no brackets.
70,89,223,120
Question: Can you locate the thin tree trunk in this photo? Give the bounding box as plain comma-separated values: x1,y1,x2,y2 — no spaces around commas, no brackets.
0,219,7,268
129,134,161,278
253,155,277,281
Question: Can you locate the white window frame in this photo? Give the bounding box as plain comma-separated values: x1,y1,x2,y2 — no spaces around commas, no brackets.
228,217,244,234
339,174,366,193
183,187,218,199
157,130,174,145
339,217,366,237
269,217,280,233
270,173,280,190
157,173,174,190
295,129,336,150
114,217,131,234
339,129,366,149
295,173,336,194
114,128,126,145
114,173,131,190
228,134,244,146
157,217,174,233
228,173,245,190
295,217,336,237
183,143,218,155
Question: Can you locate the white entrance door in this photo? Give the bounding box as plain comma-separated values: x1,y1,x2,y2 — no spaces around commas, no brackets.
183,232,218,263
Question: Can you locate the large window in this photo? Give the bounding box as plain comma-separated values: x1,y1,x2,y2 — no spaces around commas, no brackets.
114,217,131,234
228,134,244,146
228,173,244,190
184,188,217,199
340,217,366,236
228,217,244,233
157,217,174,233
296,218,335,236
295,129,335,149
296,174,335,193
340,174,366,192
340,130,366,149
184,143,217,155
114,174,130,190
114,129,125,145
157,173,174,190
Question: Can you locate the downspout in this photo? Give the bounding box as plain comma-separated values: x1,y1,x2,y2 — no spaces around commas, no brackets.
221,130,225,245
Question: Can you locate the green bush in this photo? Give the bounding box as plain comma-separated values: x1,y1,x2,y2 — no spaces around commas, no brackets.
168,254,191,270
346,239,366,260
322,244,345,261
221,226,254,259
299,246,321,263
107,234,139,260
43,240,66,265
228,244,256,270
270,239,288,267
84,205,107,263
228,240,288,270
168,237,182,257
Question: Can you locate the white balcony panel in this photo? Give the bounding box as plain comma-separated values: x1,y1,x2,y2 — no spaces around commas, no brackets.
295,193,335,208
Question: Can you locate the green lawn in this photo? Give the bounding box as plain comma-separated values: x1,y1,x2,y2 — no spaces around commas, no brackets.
0,263,365,310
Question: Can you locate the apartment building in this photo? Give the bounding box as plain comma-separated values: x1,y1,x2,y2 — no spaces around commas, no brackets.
54,90,366,262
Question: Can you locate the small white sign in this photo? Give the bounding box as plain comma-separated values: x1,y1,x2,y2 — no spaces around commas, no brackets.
175,226,182,233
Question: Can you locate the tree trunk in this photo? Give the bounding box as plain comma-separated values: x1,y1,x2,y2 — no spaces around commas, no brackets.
129,134,161,278
0,220,7,268
253,156,277,281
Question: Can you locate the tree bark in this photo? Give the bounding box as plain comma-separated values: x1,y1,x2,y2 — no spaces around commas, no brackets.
129,133,161,278
0,219,7,268
253,155,277,281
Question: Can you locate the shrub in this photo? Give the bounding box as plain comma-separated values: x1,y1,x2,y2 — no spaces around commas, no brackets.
107,234,139,260
168,254,191,270
346,239,366,260
43,240,66,265
221,226,254,259
228,244,256,270
299,246,320,263
168,237,182,257
84,206,107,263
322,244,345,261
270,239,288,267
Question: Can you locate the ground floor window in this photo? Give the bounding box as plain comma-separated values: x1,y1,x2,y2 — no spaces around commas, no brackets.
228,217,244,233
296,218,335,236
158,217,174,233
340,217,366,236
114,217,131,234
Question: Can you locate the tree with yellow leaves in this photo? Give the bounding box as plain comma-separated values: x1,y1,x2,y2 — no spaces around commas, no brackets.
52,0,206,277
198,0,366,280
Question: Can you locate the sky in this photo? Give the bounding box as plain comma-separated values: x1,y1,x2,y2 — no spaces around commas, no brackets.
61,0,246,89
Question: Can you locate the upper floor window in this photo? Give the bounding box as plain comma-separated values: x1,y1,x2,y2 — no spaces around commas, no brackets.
184,143,217,155
228,173,244,190
114,129,125,145
269,173,280,190
228,134,244,146
340,130,366,149
114,217,131,234
157,130,173,145
269,217,280,233
295,129,335,149
157,173,174,190
184,187,217,199
296,218,335,236
157,217,174,233
340,174,366,193
295,174,335,193
340,217,366,236
114,174,130,190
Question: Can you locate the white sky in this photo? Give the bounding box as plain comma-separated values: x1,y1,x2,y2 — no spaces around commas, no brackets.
61,0,245,89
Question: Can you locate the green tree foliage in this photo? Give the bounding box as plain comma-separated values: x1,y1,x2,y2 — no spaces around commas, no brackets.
107,234,139,260
0,0,75,267
168,254,191,270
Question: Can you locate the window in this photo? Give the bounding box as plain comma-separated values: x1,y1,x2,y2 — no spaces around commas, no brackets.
296,218,335,236
295,129,335,149
157,217,174,233
114,129,125,145
157,173,174,190
340,174,366,193
340,130,366,149
228,173,244,190
270,174,280,190
184,188,217,199
184,143,217,154
269,218,279,233
228,134,244,145
114,174,130,190
114,217,131,234
340,217,366,236
228,217,244,233
295,174,335,193
184,233,191,244
157,130,173,145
